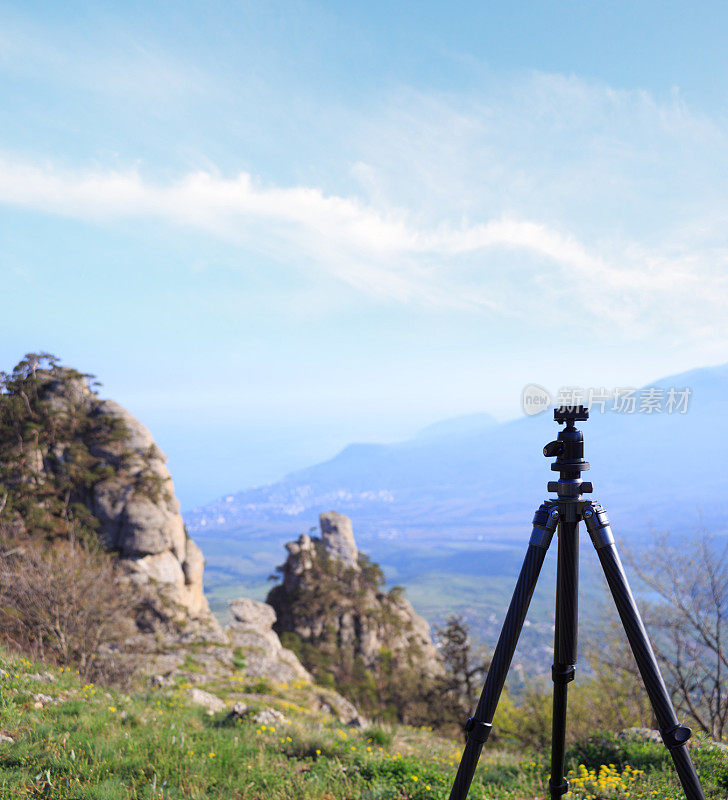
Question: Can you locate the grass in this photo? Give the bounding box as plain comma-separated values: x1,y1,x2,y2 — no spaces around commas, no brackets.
2,649,727,799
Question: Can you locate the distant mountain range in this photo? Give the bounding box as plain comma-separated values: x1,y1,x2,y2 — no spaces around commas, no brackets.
185,362,728,642
186,362,728,546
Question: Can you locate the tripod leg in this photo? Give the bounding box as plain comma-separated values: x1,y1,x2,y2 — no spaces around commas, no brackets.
584,504,706,800
448,503,559,800
548,515,579,799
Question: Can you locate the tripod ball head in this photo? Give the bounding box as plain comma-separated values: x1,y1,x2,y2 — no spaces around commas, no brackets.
544,405,592,497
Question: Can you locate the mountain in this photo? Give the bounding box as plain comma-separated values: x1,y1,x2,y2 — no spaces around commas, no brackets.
186,362,728,542
414,412,498,440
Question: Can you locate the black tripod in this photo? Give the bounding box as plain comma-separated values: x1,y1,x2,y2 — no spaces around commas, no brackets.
448,405,706,800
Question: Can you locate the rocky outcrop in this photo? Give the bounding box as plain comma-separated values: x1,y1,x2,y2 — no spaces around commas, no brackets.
267,512,443,719
37,370,212,621
319,511,359,569
227,598,311,684
0,358,368,725
224,596,364,725
0,364,223,670
89,398,209,618
188,687,227,714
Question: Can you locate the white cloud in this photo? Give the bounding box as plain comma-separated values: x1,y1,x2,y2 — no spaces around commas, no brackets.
1,71,728,342
0,151,726,339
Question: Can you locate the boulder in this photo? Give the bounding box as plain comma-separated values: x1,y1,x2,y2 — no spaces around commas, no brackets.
618,727,663,745
32,693,54,708
227,598,311,684
312,689,365,727
252,708,289,726
119,496,173,556
127,551,185,588
226,701,250,722
25,672,55,683
188,688,226,714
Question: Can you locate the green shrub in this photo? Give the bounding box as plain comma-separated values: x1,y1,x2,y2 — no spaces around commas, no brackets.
246,677,273,694
694,741,728,792
231,647,246,670
364,726,392,747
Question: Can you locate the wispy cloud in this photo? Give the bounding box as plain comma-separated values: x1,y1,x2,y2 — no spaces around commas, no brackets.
1,65,728,343
0,151,726,338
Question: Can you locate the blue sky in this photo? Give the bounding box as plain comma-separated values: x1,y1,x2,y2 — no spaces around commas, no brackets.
1,1,727,506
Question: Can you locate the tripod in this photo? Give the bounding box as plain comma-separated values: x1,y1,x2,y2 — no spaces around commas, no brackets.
448,405,706,800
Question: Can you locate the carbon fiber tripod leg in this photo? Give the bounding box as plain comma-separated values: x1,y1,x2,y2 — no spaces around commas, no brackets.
548,517,579,799
584,504,707,800
448,503,559,800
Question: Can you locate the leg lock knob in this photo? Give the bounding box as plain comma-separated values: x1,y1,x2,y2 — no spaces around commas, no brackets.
548,778,569,797
464,717,492,744
551,664,576,684
660,723,692,749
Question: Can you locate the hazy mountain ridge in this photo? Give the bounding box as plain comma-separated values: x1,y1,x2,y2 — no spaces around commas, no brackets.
185,362,728,544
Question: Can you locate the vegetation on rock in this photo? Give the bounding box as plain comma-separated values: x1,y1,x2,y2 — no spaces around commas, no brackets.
267,519,442,725
0,353,129,541
0,354,142,683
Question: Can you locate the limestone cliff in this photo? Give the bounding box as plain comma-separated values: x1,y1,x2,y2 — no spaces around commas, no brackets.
267,511,443,721
89,397,208,619
0,357,223,676
4,363,210,621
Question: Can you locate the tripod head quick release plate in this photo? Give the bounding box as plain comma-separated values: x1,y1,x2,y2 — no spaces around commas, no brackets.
544,405,593,500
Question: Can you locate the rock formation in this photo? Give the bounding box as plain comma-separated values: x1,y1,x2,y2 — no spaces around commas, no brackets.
270,511,441,675
0,360,224,680
0,356,367,724
319,511,359,569
267,511,443,720
39,367,211,621
227,597,311,684
89,397,209,618
225,597,363,725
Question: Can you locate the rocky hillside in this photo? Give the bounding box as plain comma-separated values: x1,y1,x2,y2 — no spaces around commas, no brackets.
267,511,443,722
0,354,364,724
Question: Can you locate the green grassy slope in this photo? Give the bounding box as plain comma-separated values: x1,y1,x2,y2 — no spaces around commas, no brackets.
2,649,728,799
